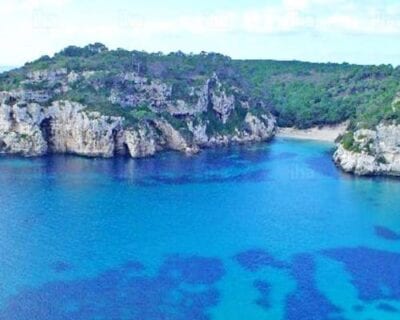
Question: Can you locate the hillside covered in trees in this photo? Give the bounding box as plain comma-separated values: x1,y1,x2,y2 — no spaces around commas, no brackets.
1,43,399,130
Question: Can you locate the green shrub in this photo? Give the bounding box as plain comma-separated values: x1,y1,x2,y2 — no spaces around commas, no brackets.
131,105,155,121
341,132,356,151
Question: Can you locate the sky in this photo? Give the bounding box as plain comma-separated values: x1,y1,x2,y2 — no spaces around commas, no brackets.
1,0,400,66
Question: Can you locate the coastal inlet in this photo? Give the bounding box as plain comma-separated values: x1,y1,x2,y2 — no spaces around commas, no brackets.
1,139,400,319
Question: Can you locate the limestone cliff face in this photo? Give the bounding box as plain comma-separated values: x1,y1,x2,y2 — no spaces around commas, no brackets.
334,124,400,176
0,55,277,158
0,95,48,156
47,102,123,157
0,95,124,157
207,75,235,124
153,119,199,154
0,89,275,158
122,125,157,158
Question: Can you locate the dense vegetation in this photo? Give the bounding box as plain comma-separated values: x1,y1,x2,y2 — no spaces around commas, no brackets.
0,43,399,130
235,60,400,128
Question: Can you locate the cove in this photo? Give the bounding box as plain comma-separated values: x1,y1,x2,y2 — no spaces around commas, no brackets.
1,138,400,320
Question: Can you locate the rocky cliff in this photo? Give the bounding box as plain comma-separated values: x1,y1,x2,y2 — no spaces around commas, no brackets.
0,43,279,158
2,43,400,176
0,77,275,158
334,124,400,176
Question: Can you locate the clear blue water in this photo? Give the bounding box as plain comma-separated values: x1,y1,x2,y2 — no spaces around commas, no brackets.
1,138,400,320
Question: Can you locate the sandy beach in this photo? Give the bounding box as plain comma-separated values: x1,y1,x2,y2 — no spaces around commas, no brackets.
275,122,348,142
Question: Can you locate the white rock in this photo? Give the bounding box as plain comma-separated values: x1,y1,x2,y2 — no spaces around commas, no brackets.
123,126,157,158
334,124,400,176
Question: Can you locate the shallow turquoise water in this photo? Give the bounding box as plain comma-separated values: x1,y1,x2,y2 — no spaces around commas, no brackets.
1,138,400,319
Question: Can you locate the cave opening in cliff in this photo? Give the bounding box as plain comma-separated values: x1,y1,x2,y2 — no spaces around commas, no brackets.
0,140,6,151
39,118,55,152
111,129,129,157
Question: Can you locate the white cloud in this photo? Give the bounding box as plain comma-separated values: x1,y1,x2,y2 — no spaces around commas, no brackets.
116,0,400,36
19,0,69,8
0,0,400,65
2,0,400,38
283,0,312,11
0,0,69,14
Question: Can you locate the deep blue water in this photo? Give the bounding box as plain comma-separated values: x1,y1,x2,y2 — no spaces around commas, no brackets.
1,138,400,320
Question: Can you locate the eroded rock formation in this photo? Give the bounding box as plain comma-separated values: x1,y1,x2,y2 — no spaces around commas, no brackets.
334,124,400,176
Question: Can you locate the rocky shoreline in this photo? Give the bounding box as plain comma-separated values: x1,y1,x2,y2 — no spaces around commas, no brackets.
333,124,400,176
3,90,400,179
0,94,275,159
0,43,399,177
275,122,400,177
4,92,400,179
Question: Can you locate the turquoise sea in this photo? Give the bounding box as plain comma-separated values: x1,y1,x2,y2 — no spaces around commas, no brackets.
1,138,400,320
